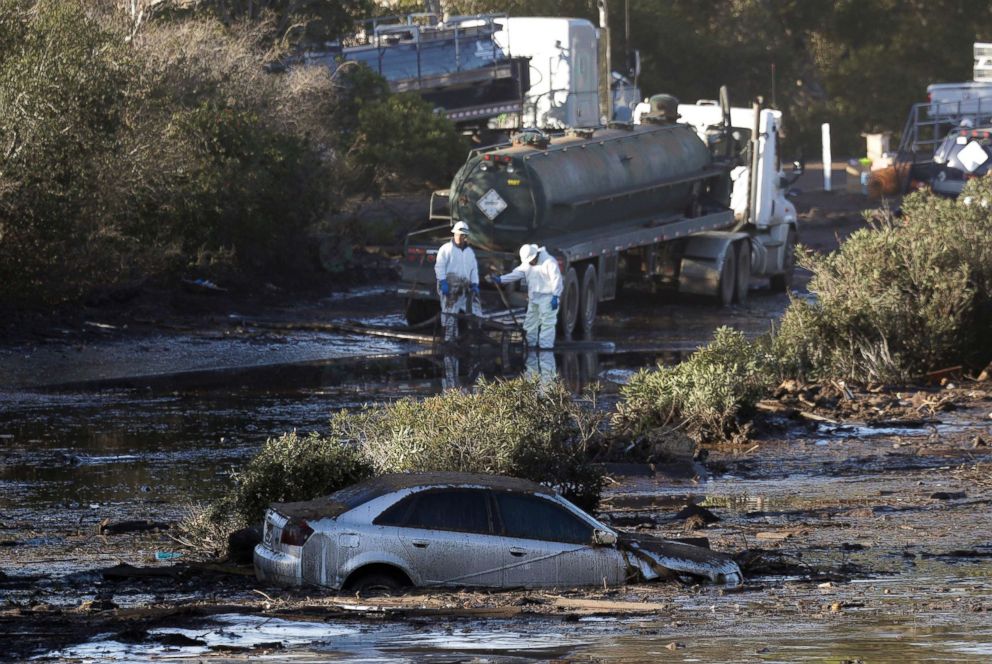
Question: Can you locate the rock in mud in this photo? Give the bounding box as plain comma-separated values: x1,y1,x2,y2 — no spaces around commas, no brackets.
98,519,170,535
929,491,966,500
228,524,262,564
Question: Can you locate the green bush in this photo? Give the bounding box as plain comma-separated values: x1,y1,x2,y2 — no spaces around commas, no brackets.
347,87,468,197
613,327,776,442
336,378,606,511
0,0,133,302
775,181,992,383
0,6,469,305
230,431,374,524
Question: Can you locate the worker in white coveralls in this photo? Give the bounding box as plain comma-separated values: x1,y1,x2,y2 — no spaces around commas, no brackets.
435,221,481,341
488,244,563,349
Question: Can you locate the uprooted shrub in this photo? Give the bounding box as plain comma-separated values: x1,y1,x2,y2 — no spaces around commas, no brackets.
775,179,992,383
612,327,776,443
233,431,374,527
178,431,373,552
180,377,607,548
337,378,606,511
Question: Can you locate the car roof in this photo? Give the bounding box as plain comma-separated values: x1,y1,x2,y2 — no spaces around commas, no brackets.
273,472,557,519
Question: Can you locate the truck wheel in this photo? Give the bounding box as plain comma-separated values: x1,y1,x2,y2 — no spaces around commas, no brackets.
734,240,751,305
405,299,439,327
717,245,737,307
578,265,598,338
558,267,580,340
770,228,797,293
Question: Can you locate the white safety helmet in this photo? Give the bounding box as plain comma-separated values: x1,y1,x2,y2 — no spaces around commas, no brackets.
451,221,470,235
519,243,539,264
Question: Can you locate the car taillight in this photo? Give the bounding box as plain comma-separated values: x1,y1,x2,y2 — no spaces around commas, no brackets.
280,519,313,546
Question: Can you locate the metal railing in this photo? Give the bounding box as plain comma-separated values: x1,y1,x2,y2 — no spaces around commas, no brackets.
339,13,510,89
898,96,992,162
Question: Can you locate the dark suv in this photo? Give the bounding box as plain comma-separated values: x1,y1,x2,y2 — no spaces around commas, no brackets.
930,126,992,197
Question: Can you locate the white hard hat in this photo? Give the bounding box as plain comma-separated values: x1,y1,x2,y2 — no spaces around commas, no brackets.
451,221,470,235
519,243,539,264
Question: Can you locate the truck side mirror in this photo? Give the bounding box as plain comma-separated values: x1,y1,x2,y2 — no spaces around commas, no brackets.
779,155,805,188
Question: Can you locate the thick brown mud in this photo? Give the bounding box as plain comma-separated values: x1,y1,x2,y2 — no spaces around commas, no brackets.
7,186,992,662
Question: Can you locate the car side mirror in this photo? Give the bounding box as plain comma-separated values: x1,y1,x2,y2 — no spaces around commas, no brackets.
592,529,617,546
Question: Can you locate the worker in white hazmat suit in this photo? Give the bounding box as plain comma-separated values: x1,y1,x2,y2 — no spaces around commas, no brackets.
488,244,563,349
435,221,480,341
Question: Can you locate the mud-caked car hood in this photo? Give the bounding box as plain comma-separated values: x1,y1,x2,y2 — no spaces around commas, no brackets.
617,532,743,587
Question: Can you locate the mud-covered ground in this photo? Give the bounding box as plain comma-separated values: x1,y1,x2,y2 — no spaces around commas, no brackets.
8,177,989,662
3,390,991,662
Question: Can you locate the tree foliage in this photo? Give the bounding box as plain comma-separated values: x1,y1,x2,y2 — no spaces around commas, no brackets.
0,1,465,305
451,0,992,153
146,0,375,46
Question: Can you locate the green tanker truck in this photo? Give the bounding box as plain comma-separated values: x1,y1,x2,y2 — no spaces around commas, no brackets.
400,94,801,340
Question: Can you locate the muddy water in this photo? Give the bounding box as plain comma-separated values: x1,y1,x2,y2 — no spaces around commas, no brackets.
5,286,992,661
0,288,785,517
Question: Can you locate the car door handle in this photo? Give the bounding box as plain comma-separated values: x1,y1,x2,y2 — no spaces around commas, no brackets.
509,547,527,557
412,540,429,548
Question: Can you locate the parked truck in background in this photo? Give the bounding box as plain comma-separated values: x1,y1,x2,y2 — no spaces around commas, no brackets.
399,91,802,340
899,43,992,161
302,13,639,142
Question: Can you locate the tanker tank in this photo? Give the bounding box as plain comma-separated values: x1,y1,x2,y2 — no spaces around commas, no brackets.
449,121,725,251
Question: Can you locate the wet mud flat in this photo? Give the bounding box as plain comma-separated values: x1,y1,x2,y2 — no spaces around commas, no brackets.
3,391,992,662
7,186,987,661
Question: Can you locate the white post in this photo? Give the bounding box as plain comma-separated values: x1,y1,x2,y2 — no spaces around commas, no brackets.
821,123,832,192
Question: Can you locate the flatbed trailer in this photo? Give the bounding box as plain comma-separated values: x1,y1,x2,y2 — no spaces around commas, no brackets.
401,196,753,339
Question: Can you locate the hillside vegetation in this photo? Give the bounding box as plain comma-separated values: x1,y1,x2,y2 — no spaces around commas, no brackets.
0,0,464,305
5,0,992,305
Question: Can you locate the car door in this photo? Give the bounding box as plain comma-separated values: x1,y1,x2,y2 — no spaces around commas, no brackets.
374,488,505,588
493,491,626,588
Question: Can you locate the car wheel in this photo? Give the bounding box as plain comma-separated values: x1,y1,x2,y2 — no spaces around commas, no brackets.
348,571,406,597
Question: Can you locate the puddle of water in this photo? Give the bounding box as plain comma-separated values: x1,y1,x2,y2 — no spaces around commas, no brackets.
52,614,356,662
51,609,992,663
0,345,683,513
820,423,950,439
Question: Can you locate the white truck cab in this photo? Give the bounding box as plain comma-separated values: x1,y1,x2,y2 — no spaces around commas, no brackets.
495,17,600,129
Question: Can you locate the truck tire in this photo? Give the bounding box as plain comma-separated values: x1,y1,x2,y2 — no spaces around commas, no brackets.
405,299,439,327
578,265,598,338
770,228,797,293
558,267,580,340
717,246,737,307
734,240,751,305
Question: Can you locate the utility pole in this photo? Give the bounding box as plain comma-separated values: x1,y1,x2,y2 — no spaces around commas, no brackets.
598,0,612,124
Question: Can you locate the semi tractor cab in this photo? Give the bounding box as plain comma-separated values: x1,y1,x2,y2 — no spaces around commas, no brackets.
400,93,801,341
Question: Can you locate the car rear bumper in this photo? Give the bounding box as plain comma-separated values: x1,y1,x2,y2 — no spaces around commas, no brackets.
253,544,303,586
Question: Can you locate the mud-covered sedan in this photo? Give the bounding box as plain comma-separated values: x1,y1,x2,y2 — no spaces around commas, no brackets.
254,473,742,593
